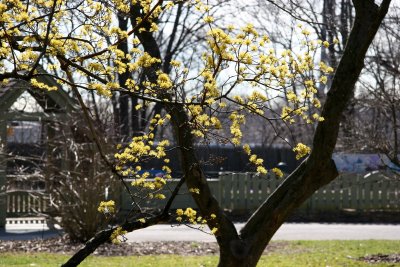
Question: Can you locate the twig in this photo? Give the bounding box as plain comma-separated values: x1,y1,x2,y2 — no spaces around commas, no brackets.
59,61,141,212
62,176,186,267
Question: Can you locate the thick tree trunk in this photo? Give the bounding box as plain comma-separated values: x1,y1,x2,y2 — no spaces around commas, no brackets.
167,103,242,259
127,11,244,261
117,16,131,138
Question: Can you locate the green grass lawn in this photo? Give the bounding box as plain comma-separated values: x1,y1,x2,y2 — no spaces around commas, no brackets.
1,240,399,266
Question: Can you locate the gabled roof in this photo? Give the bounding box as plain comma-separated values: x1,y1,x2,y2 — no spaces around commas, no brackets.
0,71,79,114
0,71,94,142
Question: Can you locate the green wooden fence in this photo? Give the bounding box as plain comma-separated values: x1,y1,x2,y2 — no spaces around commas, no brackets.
120,172,400,213
3,172,399,222
218,172,400,213
120,179,220,212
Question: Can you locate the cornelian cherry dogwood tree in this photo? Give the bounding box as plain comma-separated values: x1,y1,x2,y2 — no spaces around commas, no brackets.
0,0,392,266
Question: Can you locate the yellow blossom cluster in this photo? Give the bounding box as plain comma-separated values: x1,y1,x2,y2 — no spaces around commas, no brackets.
157,72,173,89
243,144,266,174
229,112,245,145
271,167,284,178
110,227,128,244
189,104,222,138
30,79,58,91
243,144,284,176
98,200,116,214
176,207,197,223
293,143,311,160
189,188,200,194
175,208,218,234
249,154,267,174
114,114,172,198
243,144,268,175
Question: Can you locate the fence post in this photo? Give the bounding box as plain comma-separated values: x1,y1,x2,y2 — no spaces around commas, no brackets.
0,119,7,228
218,172,223,208
0,170,5,228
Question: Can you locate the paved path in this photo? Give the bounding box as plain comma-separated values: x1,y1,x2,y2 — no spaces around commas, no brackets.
1,217,60,240
125,223,400,242
2,223,400,242
0,229,60,240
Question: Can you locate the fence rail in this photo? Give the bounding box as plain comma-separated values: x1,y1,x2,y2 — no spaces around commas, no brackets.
6,190,48,217
218,172,400,213
4,172,400,220
120,172,400,213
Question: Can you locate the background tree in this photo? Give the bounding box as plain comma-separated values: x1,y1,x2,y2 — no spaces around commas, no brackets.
245,0,356,145
0,0,391,267
250,0,399,167
111,0,230,139
340,4,400,170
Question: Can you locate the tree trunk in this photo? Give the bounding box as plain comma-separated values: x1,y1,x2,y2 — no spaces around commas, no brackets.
117,15,130,139
167,103,242,259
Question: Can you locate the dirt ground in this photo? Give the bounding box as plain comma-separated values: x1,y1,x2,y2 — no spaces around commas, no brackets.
359,254,400,264
0,236,287,256
1,236,399,264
